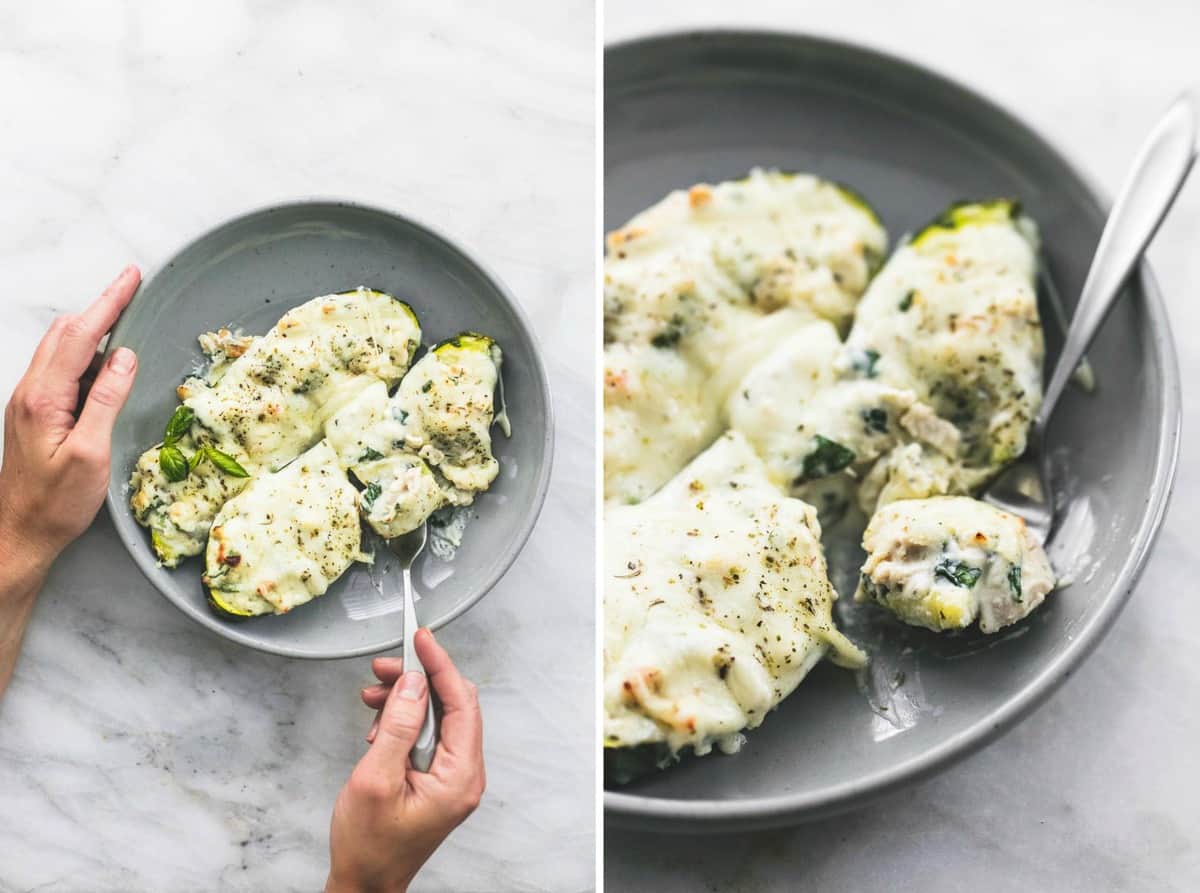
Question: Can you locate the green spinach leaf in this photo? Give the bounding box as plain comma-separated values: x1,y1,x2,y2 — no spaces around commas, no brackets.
799,435,856,481
934,559,981,588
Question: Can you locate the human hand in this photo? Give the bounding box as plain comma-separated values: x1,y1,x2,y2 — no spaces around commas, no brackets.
326,628,486,893
0,266,140,574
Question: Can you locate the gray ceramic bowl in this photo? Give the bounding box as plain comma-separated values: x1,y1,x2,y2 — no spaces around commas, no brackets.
105,201,552,659
605,31,1180,831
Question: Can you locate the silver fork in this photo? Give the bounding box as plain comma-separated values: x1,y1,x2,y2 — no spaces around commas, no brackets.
386,523,437,772
984,90,1197,541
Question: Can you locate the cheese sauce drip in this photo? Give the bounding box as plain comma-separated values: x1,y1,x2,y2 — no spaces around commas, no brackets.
130,289,421,566
604,432,865,758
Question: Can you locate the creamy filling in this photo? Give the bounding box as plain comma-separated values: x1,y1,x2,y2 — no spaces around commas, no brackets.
856,496,1055,634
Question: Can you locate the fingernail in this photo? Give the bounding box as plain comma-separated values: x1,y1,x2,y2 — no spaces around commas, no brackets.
110,347,136,374
398,672,426,701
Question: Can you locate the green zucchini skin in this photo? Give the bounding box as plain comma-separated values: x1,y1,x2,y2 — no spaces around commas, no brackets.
432,331,494,352
911,199,1022,245
205,587,254,622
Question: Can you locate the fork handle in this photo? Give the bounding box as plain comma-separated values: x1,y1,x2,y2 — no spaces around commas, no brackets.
1040,90,1197,423
402,564,438,772
411,697,438,773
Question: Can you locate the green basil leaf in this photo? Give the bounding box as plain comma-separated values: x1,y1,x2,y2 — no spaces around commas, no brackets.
204,446,250,478
798,435,856,482
1008,565,1023,601
188,449,205,472
159,445,189,482
358,447,385,462
934,559,982,588
362,481,383,510
163,405,195,446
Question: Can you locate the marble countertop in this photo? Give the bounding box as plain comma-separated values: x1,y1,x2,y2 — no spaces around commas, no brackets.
0,2,594,891
605,1,1200,890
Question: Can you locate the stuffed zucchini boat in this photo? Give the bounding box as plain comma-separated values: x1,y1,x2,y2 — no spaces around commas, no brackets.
728,200,1044,523
604,431,865,782
843,200,1044,504
130,288,421,566
204,440,365,618
603,169,888,506
326,333,503,538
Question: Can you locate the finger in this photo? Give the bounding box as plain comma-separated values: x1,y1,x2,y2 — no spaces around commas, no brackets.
81,351,107,384
371,656,404,683
67,347,137,449
416,628,482,760
361,671,429,766
360,683,391,709
25,316,70,380
75,352,110,415
51,265,140,383
366,711,381,744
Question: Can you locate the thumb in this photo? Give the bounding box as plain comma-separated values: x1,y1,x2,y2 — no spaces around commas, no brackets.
71,347,137,446
366,671,429,765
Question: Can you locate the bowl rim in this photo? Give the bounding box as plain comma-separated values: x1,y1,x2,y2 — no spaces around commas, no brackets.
104,197,555,660
603,28,1183,830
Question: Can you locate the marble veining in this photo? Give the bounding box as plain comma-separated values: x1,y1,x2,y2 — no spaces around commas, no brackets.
0,1,595,890
604,1,1200,890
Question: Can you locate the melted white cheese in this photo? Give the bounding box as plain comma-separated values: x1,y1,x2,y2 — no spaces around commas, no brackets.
602,191,1057,775
204,441,363,616
727,321,917,481
326,335,501,539
604,432,865,757
857,443,991,515
844,203,1043,469
855,496,1055,633
603,170,887,505
130,289,421,565
392,335,501,492
605,307,822,506
182,288,420,469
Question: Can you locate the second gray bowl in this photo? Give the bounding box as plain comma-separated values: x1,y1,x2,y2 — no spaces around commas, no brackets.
604,30,1180,831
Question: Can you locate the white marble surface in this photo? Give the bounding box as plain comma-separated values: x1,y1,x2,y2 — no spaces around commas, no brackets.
0,2,595,891
604,1,1200,890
